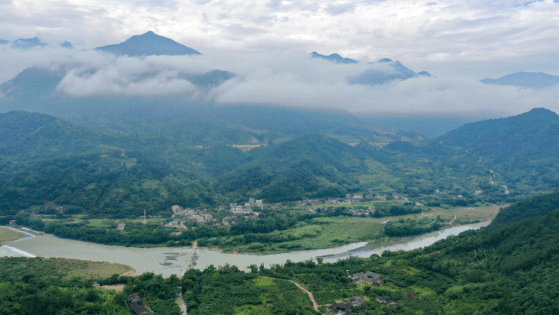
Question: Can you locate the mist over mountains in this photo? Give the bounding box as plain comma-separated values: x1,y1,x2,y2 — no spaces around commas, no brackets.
481,72,559,89
1,31,558,137
0,36,72,49
311,51,433,86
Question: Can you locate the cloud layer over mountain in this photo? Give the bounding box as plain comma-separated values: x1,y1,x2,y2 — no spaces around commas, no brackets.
1,41,559,115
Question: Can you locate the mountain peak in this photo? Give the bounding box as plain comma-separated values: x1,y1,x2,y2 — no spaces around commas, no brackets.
95,31,202,57
311,52,358,64
12,37,47,49
378,58,393,63
521,108,559,119
439,107,559,159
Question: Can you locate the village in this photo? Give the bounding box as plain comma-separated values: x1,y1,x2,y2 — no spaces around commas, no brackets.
158,193,410,230
325,271,399,315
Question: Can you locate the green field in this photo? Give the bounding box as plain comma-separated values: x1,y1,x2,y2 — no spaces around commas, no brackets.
217,204,501,254
0,257,133,280
0,226,27,243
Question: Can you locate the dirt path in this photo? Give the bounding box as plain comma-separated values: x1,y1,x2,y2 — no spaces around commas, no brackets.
260,276,322,314
176,297,187,315
449,214,457,226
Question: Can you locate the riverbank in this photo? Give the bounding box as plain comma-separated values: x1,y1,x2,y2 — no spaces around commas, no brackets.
0,226,31,242
1,221,490,276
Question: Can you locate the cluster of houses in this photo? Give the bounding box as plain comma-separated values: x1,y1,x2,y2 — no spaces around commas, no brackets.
168,202,262,228
230,198,264,214
166,214,219,227
327,296,365,315
162,191,407,229
348,271,385,287
327,271,398,314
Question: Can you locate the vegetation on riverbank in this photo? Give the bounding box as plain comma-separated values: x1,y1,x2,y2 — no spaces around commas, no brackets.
0,257,132,280
5,203,500,253
2,191,558,314
0,227,27,243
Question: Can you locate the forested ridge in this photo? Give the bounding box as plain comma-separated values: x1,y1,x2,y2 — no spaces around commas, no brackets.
490,189,559,226
0,109,557,219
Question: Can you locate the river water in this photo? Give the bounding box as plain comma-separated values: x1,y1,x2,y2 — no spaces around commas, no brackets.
1,221,489,276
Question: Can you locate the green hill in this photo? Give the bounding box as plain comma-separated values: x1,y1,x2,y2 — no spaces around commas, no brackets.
248,191,559,314
216,136,372,201
0,109,557,219
439,108,559,159
490,189,559,226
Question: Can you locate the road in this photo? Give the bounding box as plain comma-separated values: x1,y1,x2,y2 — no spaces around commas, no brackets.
260,276,322,314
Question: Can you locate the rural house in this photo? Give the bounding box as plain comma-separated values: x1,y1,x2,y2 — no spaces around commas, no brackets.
349,271,384,286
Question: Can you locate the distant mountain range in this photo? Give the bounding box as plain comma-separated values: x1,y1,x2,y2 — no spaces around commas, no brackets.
481,72,559,89
311,52,432,85
311,52,358,64
0,37,72,49
0,66,234,117
95,31,201,57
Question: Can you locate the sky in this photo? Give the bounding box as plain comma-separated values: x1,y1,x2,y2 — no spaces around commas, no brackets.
1,0,559,114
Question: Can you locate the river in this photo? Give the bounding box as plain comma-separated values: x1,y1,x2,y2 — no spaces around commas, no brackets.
1,221,489,275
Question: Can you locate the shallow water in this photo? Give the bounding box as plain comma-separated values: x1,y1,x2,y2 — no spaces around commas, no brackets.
2,222,489,275
0,245,36,257
322,221,491,262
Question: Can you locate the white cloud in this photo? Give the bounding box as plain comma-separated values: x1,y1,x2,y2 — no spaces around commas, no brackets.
1,0,557,63
1,0,559,115
213,56,559,114
56,59,199,96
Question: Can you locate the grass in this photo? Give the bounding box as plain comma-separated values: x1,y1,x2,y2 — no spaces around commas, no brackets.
0,227,27,243
66,260,132,279
253,277,275,287
0,257,133,280
223,204,501,254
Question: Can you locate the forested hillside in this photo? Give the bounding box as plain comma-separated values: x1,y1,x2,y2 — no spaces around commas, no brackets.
0,109,557,218
490,189,559,226
0,257,182,315
439,108,559,159
237,191,559,314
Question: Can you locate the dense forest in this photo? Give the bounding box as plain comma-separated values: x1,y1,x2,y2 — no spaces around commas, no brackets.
490,189,559,226
0,257,181,315
2,109,554,219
